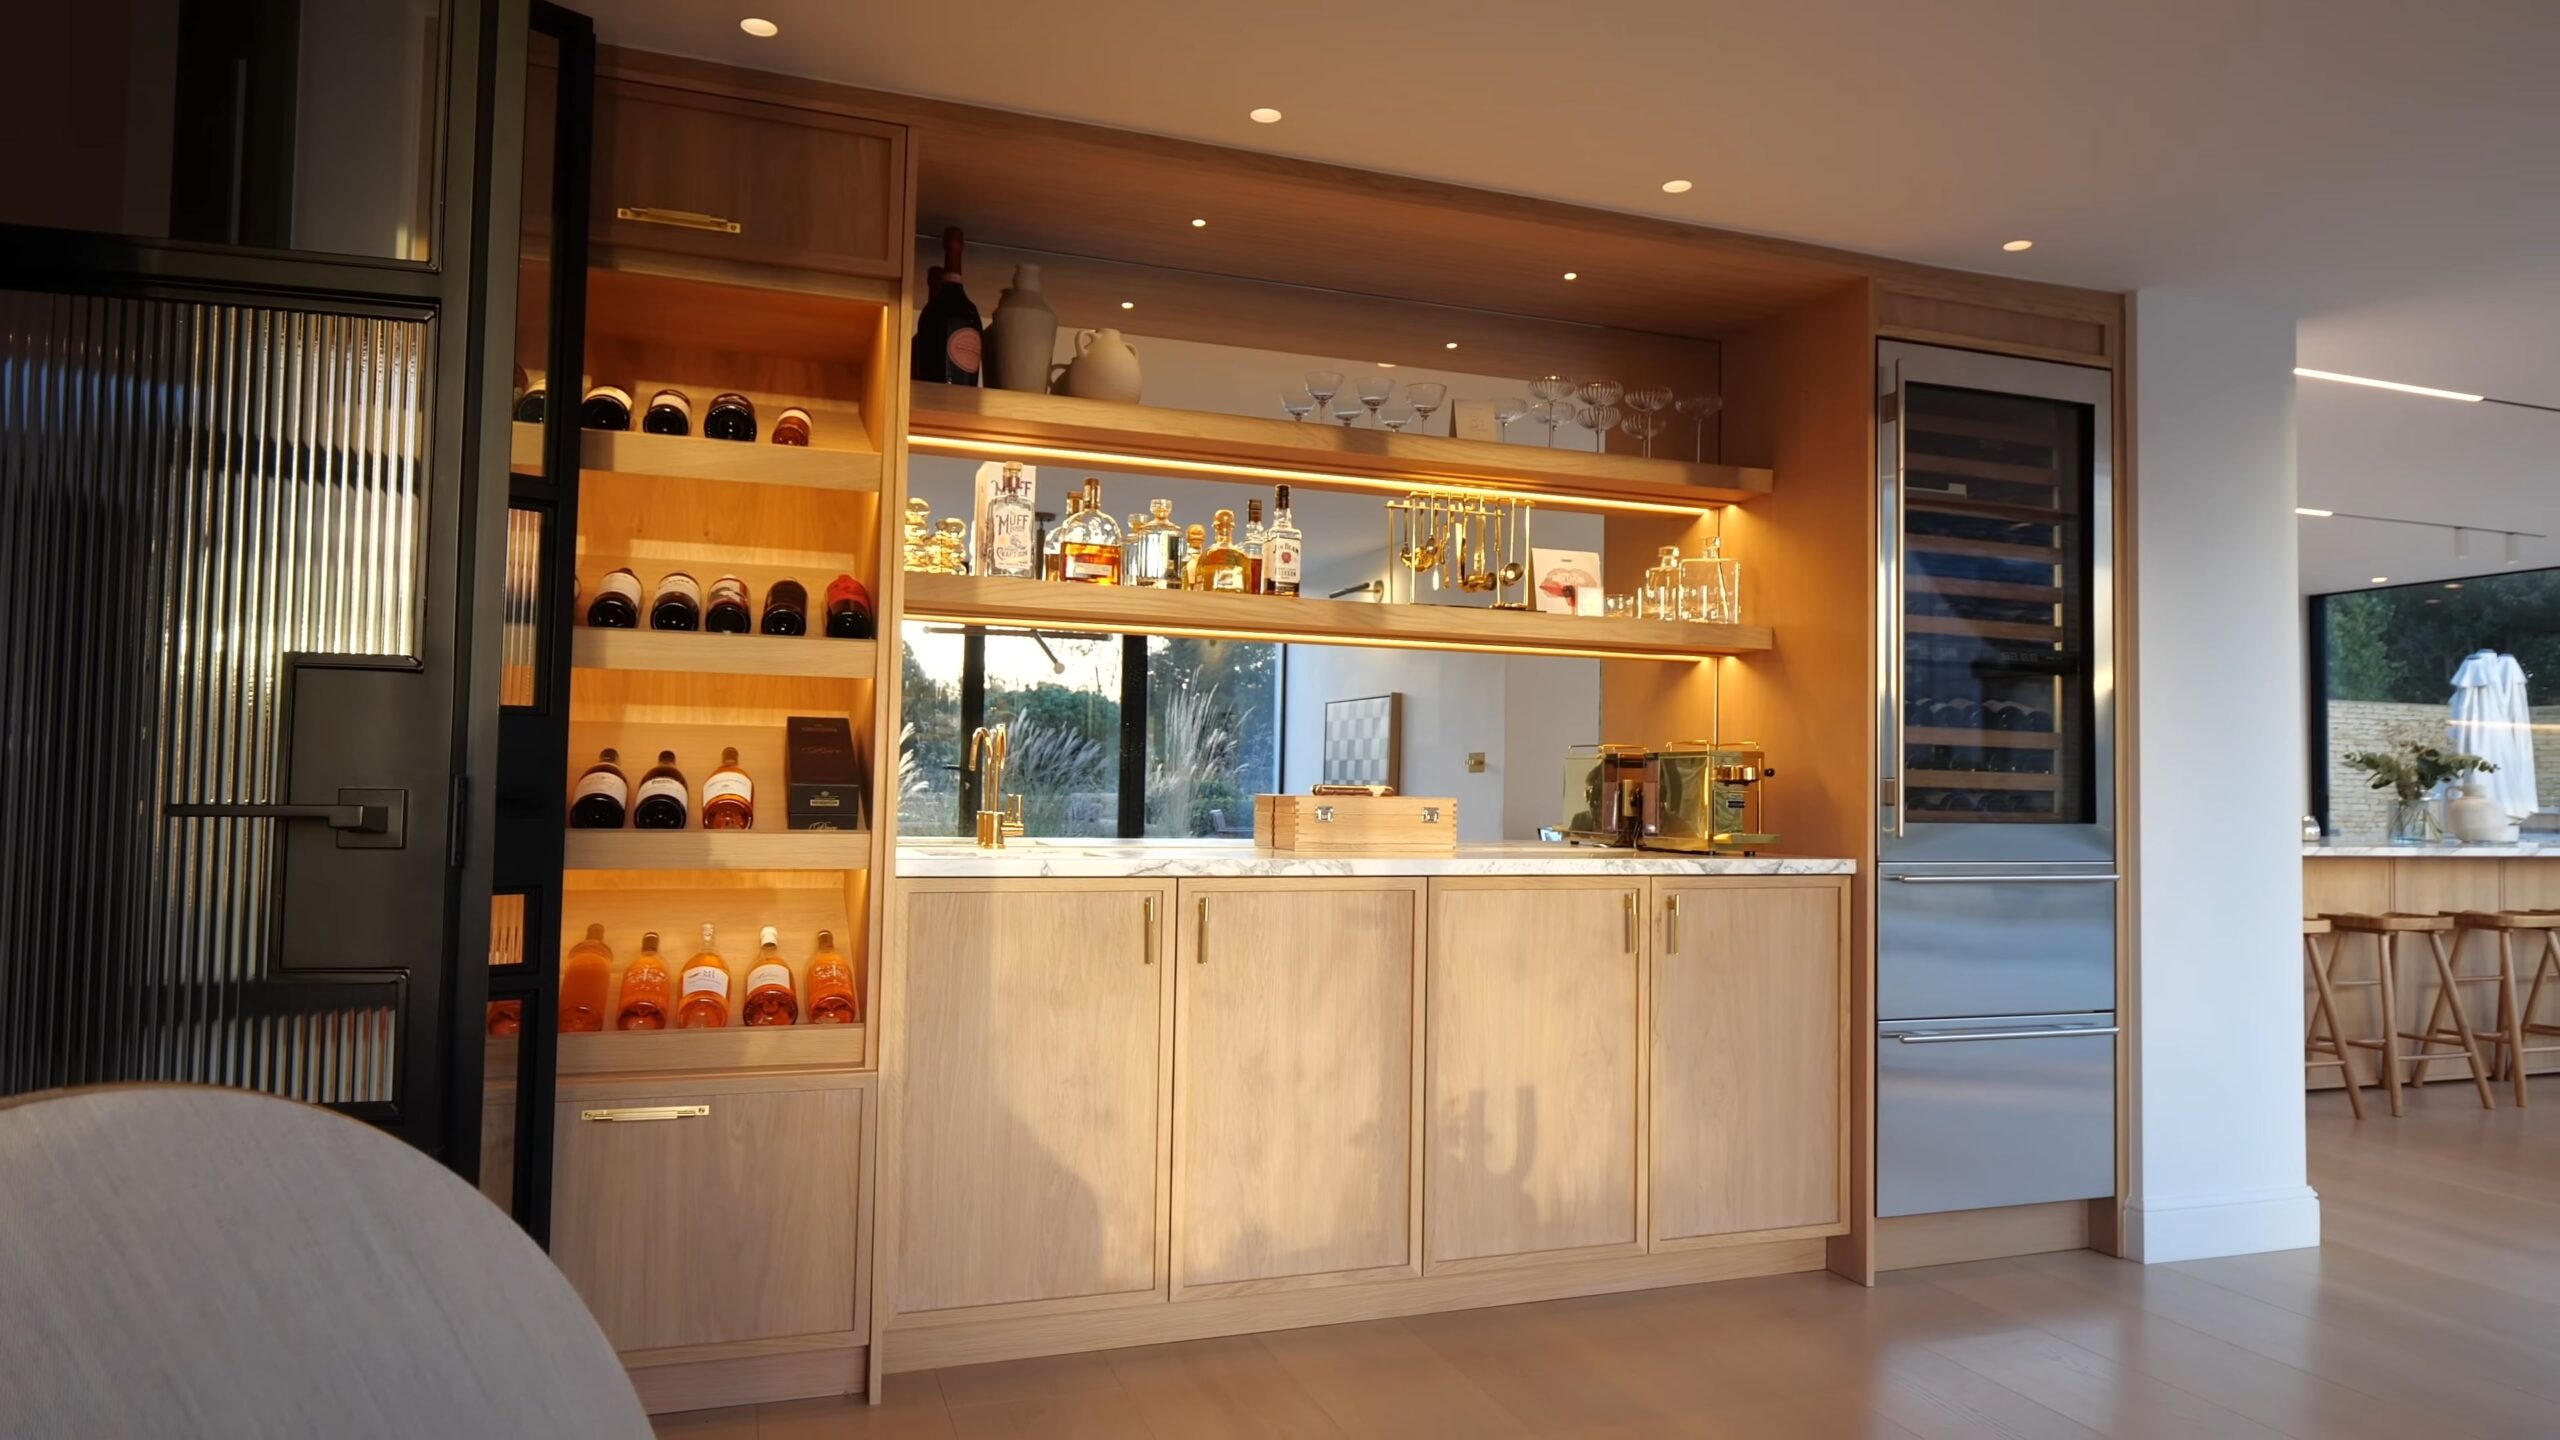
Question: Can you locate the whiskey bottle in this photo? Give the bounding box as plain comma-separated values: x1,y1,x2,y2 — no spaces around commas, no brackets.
568,747,629,829
1243,498,1266,595
615,931,671,1030
642,388,692,436
910,228,985,386
632,750,690,830
1042,490,1081,579
1059,479,1123,584
824,575,876,639
580,384,633,431
702,746,755,830
1262,485,1304,597
760,578,808,636
1196,509,1250,592
676,923,730,1029
742,926,799,1026
703,575,752,633
649,571,702,631
585,567,641,628
772,407,812,446
560,923,612,1033
805,929,861,1024
1122,498,1182,588
983,462,1039,578
704,392,757,442
1181,524,1208,588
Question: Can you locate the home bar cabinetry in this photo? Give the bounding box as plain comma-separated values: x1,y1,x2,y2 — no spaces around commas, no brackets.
510,42,2131,1412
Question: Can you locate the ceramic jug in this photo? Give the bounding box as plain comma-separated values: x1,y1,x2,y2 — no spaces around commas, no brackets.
2447,779,2506,844
1050,328,1143,403
984,264,1059,393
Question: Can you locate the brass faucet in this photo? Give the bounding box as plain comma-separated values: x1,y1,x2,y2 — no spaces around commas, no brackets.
967,724,1022,848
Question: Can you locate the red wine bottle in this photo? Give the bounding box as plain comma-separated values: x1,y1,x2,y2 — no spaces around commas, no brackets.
825,575,875,639
910,228,984,386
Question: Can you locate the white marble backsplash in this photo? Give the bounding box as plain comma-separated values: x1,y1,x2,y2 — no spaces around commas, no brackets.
895,839,1857,879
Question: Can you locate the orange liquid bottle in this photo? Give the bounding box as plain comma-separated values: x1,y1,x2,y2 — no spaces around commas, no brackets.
615,931,671,1031
560,923,612,1033
485,1000,522,1036
677,922,731,1029
805,929,861,1025
742,925,799,1026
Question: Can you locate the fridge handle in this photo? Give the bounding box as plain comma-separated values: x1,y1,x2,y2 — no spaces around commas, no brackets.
1887,873,2121,885
1894,1026,2121,1044
1886,358,1906,840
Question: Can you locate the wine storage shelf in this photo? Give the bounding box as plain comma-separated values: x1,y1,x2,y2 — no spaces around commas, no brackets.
558,1024,867,1078
901,573,1772,662
908,383,1772,514
562,830,873,872
512,421,882,492
573,628,878,681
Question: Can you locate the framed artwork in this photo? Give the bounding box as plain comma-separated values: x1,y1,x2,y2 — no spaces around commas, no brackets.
1323,693,1403,791
1531,547,1603,614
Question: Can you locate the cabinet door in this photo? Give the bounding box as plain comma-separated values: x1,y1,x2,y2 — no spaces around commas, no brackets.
1425,879,1644,1268
592,78,905,279
896,883,1171,1314
1651,880,1845,1244
1174,881,1422,1294
551,1080,865,1352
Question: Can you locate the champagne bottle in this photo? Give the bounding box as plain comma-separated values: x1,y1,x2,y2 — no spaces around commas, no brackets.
910,228,985,386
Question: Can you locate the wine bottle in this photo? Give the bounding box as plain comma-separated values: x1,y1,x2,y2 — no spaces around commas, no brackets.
616,931,670,1031
642,388,691,436
586,568,641,629
580,384,632,431
703,746,754,830
568,748,629,829
704,392,757,442
910,227,985,386
649,571,702,631
761,578,808,636
560,923,612,1033
677,923,730,1030
772,407,812,446
632,750,689,830
703,575,752,634
805,929,860,1024
742,926,799,1026
825,575,876,639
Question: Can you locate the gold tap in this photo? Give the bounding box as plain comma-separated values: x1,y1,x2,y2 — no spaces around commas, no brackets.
967,724,1013,848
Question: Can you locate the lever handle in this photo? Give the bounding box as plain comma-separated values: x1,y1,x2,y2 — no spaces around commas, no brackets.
167,787,408,849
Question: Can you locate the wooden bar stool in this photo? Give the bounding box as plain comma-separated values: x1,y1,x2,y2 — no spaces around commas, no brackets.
2449,912,2545,1107
2302,917,2365,1119
2322,912,2496,1115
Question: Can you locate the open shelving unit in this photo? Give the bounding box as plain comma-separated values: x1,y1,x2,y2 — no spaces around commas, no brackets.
561,829,872,871
572,628,877,680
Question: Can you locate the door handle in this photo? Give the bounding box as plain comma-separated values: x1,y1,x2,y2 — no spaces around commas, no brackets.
1893,1026,2120,1044
1623,890,1639,953
1887,357,1907,840
580,1105,710,1122
167,788,408,849
613,206,742,234
1665,894,1682,955
1888,873,2119,885
1143,895,1157,963
1196,897,1210,966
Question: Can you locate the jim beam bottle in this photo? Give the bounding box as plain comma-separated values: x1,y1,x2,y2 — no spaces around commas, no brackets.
1261,485,1304,597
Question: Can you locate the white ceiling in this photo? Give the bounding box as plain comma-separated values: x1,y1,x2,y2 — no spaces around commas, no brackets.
584,0,2560,594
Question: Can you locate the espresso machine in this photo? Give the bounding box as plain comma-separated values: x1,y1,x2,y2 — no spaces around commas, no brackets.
1552,742,1775,853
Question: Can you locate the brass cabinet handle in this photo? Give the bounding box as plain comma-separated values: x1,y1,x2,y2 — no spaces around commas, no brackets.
1197,897,1210,965
580,1105,708,1123
614,206,743,235
1666,893,1682,955
1623,890,1639,953
1143,895,1157,963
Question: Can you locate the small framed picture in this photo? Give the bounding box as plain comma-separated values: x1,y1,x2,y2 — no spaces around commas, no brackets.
1449,399,1501,443
1531,548,1603,615
1323,694,1402,791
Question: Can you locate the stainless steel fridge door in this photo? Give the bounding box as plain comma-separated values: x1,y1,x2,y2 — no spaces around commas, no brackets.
1878,867,2116,1021
1877,1013,2116,1217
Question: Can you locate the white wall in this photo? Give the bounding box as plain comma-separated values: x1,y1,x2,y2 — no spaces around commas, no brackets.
2127,288,2319,1262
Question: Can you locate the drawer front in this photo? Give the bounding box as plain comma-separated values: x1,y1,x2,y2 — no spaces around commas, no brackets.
1875,1015,2114,1218
593,78,904,278
552,1084,864,1351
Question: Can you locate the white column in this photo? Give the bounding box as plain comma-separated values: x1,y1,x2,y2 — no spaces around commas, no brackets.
2125,287,2320,1262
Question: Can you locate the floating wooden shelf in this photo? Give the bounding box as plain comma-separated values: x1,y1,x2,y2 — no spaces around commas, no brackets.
901,573,1771,661
558,1024,867,1078
512,422,880,492
572,628,876,681
562,830,872,872
1905,727,2060,750
907,383,1770,514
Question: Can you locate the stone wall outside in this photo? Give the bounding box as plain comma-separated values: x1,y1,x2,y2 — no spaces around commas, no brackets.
2321,699,2560,836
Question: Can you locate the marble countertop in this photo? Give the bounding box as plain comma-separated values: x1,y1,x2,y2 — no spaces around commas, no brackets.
895,839,1857,879
2307,839,2560,859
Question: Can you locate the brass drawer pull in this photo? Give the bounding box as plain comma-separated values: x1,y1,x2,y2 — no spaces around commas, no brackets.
1666,893,1682,955
580,1105,709,1123
1623,890,1639,953
1143,895,1157,963
614,206,743,235
1197,897,1210,966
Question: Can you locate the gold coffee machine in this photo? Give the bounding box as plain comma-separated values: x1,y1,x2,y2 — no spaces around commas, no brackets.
1554,742,1776,854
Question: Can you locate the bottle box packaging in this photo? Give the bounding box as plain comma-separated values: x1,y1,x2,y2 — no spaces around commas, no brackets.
785,715,868,829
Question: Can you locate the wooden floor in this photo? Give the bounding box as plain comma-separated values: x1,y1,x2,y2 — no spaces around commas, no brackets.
661,1080,2560,1438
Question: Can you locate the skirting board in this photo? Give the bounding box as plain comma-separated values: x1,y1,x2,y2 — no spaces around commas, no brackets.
2123,1184,2321,1263
1873,1200,2092,1272
884,1237,1828,1374
630,1344,866,1415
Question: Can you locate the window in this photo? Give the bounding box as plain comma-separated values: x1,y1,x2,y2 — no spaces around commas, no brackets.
899,624,1282,839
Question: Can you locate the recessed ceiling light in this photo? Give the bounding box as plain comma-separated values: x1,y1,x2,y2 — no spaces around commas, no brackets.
1190,218,1208,228
2294,507,2334,517
2293,367,2484,403
1377,361,1397,368
1445,341,1459,350
738,17,778,37
1661,180,1693,194
2002,239,2034,252
1119,301,1135,310
1562,271,1579,281
2445,582,2464,589
1248,107,1283,124
2370,576,2390,584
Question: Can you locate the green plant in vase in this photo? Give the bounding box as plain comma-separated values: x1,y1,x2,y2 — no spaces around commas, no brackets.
2342,741,2494,845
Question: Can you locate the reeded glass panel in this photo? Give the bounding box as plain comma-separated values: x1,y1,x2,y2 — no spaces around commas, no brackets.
502,507,545,707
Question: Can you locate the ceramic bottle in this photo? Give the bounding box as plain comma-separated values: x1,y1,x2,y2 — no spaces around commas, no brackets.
984,263,1060,393
1051,327,1144,403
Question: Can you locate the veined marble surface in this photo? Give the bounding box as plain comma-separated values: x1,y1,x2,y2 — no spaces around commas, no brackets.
2307,839,2560,859
895,839,1857,879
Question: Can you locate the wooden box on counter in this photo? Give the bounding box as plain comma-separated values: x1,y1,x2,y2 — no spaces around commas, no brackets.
1255,793,1459,855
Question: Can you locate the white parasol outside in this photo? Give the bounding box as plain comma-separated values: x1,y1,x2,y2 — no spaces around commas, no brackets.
2448,650,2539,836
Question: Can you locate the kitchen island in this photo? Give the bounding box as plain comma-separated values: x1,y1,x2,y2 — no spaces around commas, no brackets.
876,842,1855,1371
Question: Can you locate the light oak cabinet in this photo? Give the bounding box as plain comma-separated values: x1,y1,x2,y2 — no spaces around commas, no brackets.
1172,880,1423,1295
1423,878,1645,1269
893,881,1173,1315
551,1074,867,1353
1649,879,1847,1245
592,77,906,280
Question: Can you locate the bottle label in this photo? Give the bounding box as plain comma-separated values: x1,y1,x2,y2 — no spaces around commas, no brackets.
572,771,629,805
946,327,982,376
808,960,851,988
748,962,794,994
1265,538,1302,587
703,772,753,804
1211,569,1246,591
708,576,749,605
595,571,642,605
654,573,701,603
989,510,1036,577
637,774,688,808
1063,550,1117,582
681,966,730,999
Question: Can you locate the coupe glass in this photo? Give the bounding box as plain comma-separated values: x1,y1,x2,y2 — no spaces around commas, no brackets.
1529,373,1577,416
1405,382,1448,435
1378,400,1416,434
1355,375,1397,426
1493,396,1528,440
1331,396,1365,427
1305,370,1344,411
1623,386,1673,457
1620,410,1667,457
1574,401,1621,454
1676,393,1725,461
1282,391,1314,422
1529,399,1567,447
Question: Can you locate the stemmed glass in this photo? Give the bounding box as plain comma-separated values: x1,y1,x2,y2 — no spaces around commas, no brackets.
1622,386,1673,457
1330,394,1366,427
1281,391,1314,422
1355,375,1397,427
1405,383,1448,436
1528,375,1577,447
1493,396,1528,441
1676,393,1725,462
1378,400,1417,433
1575,380,1624,454
1305,371,1344,418
1529,400,1566,447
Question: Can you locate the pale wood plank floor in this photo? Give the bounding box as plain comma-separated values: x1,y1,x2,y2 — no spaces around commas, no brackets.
659,1080,2560,1438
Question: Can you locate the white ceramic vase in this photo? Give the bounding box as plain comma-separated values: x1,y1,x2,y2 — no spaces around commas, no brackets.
2447,779,2505,844
984,264,1059,393
1050,327,1143,403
